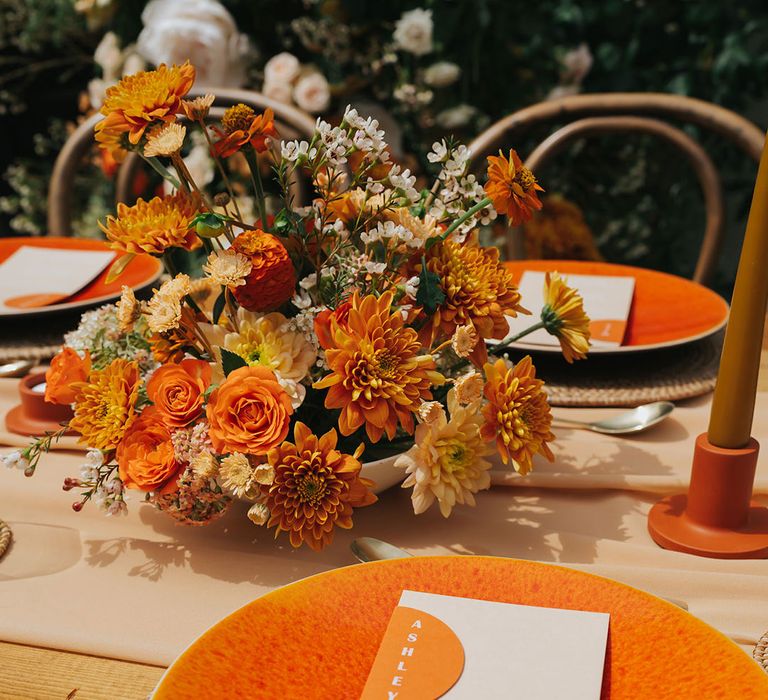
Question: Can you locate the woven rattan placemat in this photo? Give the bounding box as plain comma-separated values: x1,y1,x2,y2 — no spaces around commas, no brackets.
755,631,768,672
530,331,723,407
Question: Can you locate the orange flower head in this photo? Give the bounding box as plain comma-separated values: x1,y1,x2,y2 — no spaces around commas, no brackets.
206,365,294,455
117,407,183,494
263,422,377,551
314,291,445,442
542,271,591,363
480,356,554,474
146,358,212,428
100,191,202,255
95,62,195,161
69,358,140,451
419,240,528,365
485,149,544,226
213,105,279,157
45,347,91,405
230,230,295,311
313,301,352,350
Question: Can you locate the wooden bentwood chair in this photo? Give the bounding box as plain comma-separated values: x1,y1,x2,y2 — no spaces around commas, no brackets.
467,93,765,285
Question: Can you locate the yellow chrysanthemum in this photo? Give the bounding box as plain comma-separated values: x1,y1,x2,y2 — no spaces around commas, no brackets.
419,240,528,366
99,191,202,255
396,388,493,517
541,271,591,363
69,358,140,451
314,291,445,442
95,62,195,161
480,356,554,474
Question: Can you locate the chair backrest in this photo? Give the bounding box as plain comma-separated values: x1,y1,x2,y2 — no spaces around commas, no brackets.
467,93,766,284
47,88,317,237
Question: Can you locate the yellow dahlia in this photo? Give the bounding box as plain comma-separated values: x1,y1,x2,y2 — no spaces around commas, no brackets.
70,358,140,451
541,271,591,363
396,388,493,517
95,62,195,161
262,422,377,551
419,240,528,365
485,148,544,226
314,291,445,442
100,191,202,255
481,356,554,474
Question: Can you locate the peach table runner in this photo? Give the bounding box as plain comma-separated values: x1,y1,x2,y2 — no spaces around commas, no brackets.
1,376,767,666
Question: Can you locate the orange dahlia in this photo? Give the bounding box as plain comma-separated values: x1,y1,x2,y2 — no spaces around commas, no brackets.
213,104,279,157
95,62,195,161
480,356,554,474
419,240,528,365
485,149,544,226
230,230,296,311
99,191,202,255
69,358,140,451
314,291,445,442
262,422,377,551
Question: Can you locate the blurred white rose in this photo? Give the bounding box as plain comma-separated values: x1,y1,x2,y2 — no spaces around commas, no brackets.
163,133,214,195
121,50,146,76
264,52,301,86
88,78,109,109
293,72,331,113
94,31,123,81
423,61,461,88
263,80,292,104
393,8,433,56
561,43,593,84
435,104,477,130
546,85,580,101
137,0,251,87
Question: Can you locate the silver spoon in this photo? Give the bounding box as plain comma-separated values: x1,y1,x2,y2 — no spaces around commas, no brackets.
350,537,688,610
0,359,36,378
551,401,674,435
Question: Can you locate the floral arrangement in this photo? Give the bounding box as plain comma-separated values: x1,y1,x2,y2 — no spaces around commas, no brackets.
8,62,590,551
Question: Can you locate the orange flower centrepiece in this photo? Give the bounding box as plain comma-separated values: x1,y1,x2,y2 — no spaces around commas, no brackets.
117,407,183,494
230,230,296,311
263,422,377,551
314,291,445,442
146,358,212,427
95,62,195,161
213,105,278,157
69,358,140,451
481,356,554,474
45,348,91,405
100,191,202,255
206,365,293,455
485,148,544,226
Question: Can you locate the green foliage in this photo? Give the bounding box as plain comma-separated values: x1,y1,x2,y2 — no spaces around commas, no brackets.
220,347,248,377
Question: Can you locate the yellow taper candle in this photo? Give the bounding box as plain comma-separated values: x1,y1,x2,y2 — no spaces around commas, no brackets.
708,133,768,448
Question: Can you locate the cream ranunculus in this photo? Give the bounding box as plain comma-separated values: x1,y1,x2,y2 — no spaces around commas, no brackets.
137,0,251,87
264,52,301,86
292,71,331,113
423,61,461,88
393,8,433,56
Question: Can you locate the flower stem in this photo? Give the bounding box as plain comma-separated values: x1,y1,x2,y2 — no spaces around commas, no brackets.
244,147,269,231
141,155,181,190
488,320,547,356
197,119,243,221
441,196,492,240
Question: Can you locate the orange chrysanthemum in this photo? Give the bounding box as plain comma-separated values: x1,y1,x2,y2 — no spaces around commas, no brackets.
480,356,554,474
485,149,544,226
69,358,140,451
542,271,591,363
99,191,202,255
314,291,445,442
262,422,377,551
95,62,195,161
419,240,528,366
212,105,279,157
230,230,296,311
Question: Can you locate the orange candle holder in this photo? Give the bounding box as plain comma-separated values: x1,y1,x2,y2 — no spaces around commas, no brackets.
648,433,768,558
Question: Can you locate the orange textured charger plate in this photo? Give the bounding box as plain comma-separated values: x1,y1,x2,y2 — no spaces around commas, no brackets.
153,557,767,700
0,236,162,316
503,260,728,351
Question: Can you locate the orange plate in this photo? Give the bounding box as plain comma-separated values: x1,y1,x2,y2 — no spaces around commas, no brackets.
0,236,163,317
504,260,729,352
153,557,768,700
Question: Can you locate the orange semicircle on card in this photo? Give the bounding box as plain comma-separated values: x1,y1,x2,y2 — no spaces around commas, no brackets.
589,319,627,344
360,606,464,699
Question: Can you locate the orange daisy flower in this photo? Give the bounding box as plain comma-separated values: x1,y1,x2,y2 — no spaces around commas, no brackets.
419,240,528,365
95,62,195,161
99,191,202,255
314,291,445,442
230,230,296,311
485,149,544,226
262,422,377,551
480,356,554,474
212,104,279,157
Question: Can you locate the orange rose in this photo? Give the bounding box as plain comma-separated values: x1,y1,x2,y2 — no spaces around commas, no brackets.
45,348,91,405
117,407,182,494
146,358,212,427
206,366,293,455
313,301,352,350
